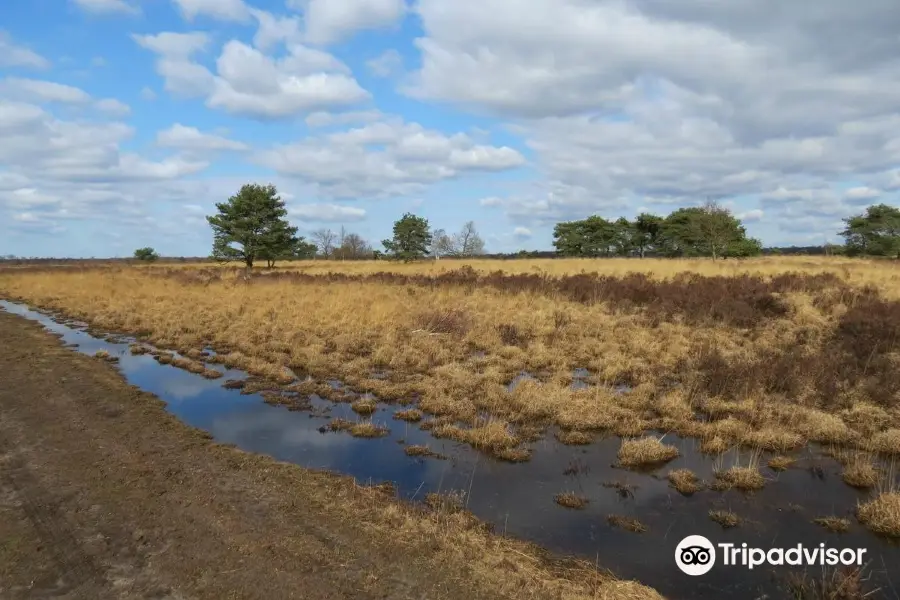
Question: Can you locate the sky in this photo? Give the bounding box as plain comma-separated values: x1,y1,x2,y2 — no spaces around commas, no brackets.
2,0,900,257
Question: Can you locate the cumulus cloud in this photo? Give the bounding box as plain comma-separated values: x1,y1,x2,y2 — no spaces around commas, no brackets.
0,78,91,104
305,110,383,128
256,116,525,198
403,0,900,234
72,0,139,15
171,0,251,22
95,98,131,116
0,31,50,70
367,49,402,78
844,186,881,203
512,227,532,238
736,209,764,222
156,124,248,151
251,9,302,51
288,203,367,222
289,0,407,45
135,34,370,118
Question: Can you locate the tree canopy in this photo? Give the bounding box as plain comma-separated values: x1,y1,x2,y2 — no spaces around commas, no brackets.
133,247,159,261
552,202,761,259
206,184,302,269
841,204,900,258
382,213,432,261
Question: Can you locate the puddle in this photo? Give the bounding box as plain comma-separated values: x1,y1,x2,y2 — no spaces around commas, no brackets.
2,300,899,599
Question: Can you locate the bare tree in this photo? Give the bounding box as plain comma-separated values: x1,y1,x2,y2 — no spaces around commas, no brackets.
338,232,372,259
454,221,485,256
337,226,347,260
431,228,457,259
311,228,336,258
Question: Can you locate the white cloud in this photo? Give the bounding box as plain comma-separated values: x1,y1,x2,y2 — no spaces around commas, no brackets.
736,209,764,222
251,9,302,51
95,98,131,116
171,0,251,22
290,0,407,45
135,34,369,118
156,123,248,151
0,32,50,70
305,110,383,128
844,186,881,203
288,203,367,222
512,226,532,238
91,56,108,67
257,116,525,198
401,0,900,232
140,86,157,101
72,0,139,15
479,196,503,207
1,78,91,104
367,49,402,78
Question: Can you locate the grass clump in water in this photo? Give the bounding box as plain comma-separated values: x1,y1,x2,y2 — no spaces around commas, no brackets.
607,515,647,533
767,455,796,472
555,430,593,445
617,436,679,468
349,421,389,438
842,457,879,488
709,510,740,529
667,469,702,495
813,516,851,533
394,408,423,422
857,492,900,537
351,397,378,416
404,445,447,460
713,466,766,491
554,492,589,509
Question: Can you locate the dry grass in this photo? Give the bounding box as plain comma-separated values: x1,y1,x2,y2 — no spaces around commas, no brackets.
554,430,594,445
768,455,797,471
714,466,767,491
349,421,390,438
5,257,900,461
394,409,423,422
351,397,378,416
404,445,447,460
709,510,741,528
856,492,900,537
842,457,880,488
786,567,870,600
617,437,679,468
607,515,647,533
554,492,589,509
813,516,851,533
667,469,702,495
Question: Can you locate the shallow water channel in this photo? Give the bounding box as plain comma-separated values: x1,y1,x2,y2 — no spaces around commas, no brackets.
2,300,899,600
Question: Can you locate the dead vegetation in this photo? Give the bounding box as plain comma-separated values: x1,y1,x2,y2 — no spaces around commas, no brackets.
404,445,447,460
785,567,871,600
667,469,702,495
554,492,589,509
813,516,851,533
856,492,900,537
5,258,900,463
617,437,679,468
607,515,647,533
709,509,741,528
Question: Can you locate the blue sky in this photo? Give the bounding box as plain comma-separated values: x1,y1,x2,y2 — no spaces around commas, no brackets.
1,0,899,257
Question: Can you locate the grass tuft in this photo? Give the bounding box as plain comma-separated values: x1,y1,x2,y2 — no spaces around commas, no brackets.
617,437,679,468
857,492,900,537
767,455,796,472
709,510,741,528
554,492,589,509
812,516,851,533
667,469,702,495
607,515,647,533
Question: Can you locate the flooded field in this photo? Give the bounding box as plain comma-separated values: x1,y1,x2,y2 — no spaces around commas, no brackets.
4,299,898,599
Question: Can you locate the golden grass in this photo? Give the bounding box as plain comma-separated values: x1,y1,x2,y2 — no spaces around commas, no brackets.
767,455,796,471
842,457,880,488
856,492,900,537
667,469,702,495
713,466,766,491
554,492,589,509
404,445,447,460
5,257,900,460
813,516,851,533
617,437,679,468
351,397,378,416
394,409,423,422
555,430,594,445
349,421,389,438
607,515,647,533
709,510,741,528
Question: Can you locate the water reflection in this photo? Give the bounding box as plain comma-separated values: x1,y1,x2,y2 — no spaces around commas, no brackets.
2,300,899,600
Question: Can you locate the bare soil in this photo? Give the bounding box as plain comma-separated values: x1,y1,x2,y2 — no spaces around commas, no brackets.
0,311,658,600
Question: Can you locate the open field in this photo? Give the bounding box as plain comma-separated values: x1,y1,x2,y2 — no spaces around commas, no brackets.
0,310,656,600
3,258,900,461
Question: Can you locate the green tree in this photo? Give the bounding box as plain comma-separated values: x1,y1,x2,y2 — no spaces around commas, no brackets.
133,247,159,261
840,204,900,258
207,184,298,270
612,217,636,256
382,213,432,261
724,237,763,258
633,213,663,257
658,202,749,259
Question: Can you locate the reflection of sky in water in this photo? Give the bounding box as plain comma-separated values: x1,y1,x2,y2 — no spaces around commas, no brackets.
4,300,900,600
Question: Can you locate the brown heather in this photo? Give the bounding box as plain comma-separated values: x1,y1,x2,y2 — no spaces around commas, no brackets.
3,257,900,459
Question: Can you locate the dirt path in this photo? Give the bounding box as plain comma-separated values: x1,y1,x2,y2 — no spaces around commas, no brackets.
0,311,660,600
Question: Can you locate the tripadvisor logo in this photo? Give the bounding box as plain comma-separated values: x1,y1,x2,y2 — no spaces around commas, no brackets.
675,535,867,576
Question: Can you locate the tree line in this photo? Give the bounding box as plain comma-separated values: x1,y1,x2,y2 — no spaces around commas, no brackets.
127,183,900,266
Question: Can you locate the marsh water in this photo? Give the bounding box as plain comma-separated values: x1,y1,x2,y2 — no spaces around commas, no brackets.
2,300,899,600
